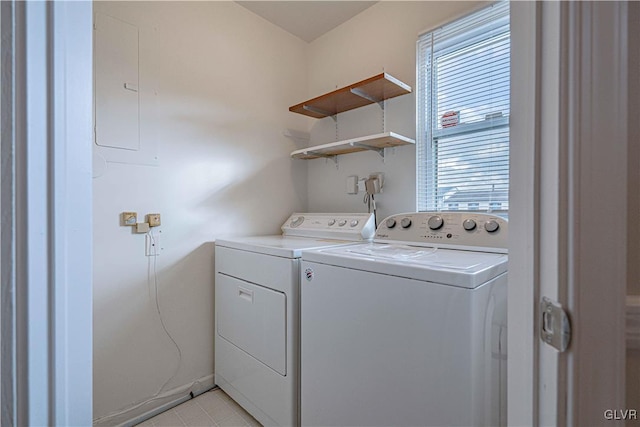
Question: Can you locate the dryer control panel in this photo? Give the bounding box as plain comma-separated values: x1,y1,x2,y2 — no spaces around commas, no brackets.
375,212,507,253
281,213,376,241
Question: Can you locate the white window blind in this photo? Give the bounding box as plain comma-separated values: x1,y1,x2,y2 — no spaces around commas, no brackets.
417,1,510,213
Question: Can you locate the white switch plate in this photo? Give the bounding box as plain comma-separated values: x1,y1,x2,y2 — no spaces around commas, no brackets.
145,234,160,256
346,175,358,194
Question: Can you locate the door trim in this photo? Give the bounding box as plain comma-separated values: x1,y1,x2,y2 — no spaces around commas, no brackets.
563,2,627,424
0,2,94,425
509,1,628,424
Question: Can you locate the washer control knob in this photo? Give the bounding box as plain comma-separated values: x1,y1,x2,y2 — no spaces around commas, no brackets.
338,220,347,227
463,219,477,231
401,218,412,229
350,220,359,227
291,216,304,228
386,218,397,229
484,220,500,233
328,219,336,226
428,215,444,230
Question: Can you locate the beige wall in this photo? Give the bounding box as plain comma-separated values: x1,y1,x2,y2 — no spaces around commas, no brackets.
92,2,308,423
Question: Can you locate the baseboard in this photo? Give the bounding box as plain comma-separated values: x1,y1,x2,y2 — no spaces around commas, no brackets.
627,295,640,350
93,374,215,427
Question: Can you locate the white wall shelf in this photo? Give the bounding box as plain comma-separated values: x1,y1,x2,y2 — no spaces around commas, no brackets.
290,132,415,160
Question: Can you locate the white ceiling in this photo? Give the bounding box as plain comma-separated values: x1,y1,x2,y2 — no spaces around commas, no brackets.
236,1,378,43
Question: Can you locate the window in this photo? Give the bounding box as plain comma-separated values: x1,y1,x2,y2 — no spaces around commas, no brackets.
417,2,510,214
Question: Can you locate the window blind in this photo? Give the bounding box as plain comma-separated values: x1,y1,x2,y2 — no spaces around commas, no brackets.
417,1,510,213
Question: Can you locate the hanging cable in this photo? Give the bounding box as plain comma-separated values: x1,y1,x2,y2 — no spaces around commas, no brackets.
371,194,378,228
148,229,183,395
363,192,378,229
92,231,196,425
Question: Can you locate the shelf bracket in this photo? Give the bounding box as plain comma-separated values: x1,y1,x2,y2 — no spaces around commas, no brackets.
350,87,383,106
304,150,338,165
351,142,385,160
303,105,337,121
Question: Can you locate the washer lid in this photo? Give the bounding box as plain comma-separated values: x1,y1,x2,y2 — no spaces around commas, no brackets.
301,243,508,288
215,235,359,258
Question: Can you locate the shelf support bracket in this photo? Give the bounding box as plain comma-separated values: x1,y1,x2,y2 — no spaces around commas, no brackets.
350,87,383,106
303,105,337,122
305,150,338,166
351,142,385,160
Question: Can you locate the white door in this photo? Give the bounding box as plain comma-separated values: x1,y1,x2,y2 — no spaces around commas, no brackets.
509,1,630,425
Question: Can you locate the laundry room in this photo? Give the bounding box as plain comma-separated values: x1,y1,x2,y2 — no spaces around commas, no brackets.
2,1,636,426
92,2,492,424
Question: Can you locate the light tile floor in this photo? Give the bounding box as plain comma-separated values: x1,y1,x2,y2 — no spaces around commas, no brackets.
136,388,262,427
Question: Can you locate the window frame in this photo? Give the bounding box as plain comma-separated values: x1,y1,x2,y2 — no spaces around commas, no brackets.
416,1,510,215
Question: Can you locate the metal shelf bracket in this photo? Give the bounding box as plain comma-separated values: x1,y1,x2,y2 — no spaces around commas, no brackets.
350,87,383,107
351,142,385,160
303,105,337,122
304,150,338,166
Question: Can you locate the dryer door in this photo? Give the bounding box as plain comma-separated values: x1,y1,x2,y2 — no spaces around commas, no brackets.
217,273,287,375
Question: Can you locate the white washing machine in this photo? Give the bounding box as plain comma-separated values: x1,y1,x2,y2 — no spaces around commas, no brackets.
300,212,508,427
214,213,375,427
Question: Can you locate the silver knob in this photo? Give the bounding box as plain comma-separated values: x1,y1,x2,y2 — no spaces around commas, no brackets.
463,219,477,231
291,216,304,227
484,220,500,233
338,220,347,227
328,219,336,226
386,218,397,229
428,216,444,230
350,220,359,227
401,218,412,229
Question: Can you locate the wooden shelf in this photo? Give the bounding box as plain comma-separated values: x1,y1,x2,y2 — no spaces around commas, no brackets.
291,132,415,160
289,73,412,119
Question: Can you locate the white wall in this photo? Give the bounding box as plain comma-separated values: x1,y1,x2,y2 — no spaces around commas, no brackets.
92,1,308,423
305,1,486,221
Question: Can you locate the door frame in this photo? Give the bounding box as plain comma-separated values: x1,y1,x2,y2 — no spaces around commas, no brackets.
509,1,628,424
0,1,93,425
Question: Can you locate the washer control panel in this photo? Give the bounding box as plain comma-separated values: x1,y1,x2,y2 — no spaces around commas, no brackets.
282,213,376,241
375,212,507,253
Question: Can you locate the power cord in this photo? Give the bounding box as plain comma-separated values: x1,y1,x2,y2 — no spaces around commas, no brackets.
363,192,378,228
148,229,183,395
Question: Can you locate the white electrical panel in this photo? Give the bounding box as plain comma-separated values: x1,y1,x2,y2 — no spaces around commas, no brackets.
95,14,140,151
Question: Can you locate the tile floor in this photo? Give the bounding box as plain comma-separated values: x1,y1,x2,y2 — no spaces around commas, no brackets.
136,388,262,427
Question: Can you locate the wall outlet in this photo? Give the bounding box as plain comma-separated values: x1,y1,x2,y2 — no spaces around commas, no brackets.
121,211,137,226
147,213,161,227
145,234,160,256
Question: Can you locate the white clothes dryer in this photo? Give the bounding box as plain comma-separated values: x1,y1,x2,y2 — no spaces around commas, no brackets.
300,212,508,427
214,213,375,427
